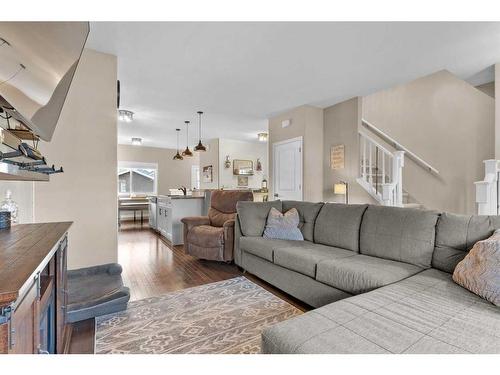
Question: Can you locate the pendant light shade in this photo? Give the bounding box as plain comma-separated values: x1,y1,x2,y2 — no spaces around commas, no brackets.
194,111,207,152
182,121,193,157
173,128,183,160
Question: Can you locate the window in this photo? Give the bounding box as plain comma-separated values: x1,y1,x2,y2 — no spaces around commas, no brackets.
191,165,200,190
118,162,158,196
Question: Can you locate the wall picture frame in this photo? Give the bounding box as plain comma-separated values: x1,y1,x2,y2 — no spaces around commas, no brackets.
237,176,249,187
202,165,213,183
331,144,345,170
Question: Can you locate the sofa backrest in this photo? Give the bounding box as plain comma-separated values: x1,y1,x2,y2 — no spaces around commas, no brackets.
314,203,368,252
236,201,283,236
282,201,324,241
432,212,500,273
359,205,439,268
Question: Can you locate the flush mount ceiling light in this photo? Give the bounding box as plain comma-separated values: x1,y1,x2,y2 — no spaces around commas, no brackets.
131,137,142,146
194,111,206,152
118,109,134,122
182,120,193,157
173,128,184,160
257,132,268,142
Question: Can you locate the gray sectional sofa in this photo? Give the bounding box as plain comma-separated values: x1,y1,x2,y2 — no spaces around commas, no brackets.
234,201,500,354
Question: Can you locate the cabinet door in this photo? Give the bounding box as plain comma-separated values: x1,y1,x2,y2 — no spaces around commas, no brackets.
8,282,37,354
157,206,164,233
55,236,68,353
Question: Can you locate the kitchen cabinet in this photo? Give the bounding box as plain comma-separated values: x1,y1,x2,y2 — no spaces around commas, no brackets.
0,222,72,354
156,196,204,245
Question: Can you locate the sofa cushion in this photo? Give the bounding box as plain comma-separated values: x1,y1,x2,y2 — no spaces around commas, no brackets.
433,212,500,273
187,225,224,248
274,244,355,278
316,254,422,294
262,269,500,354
452,229,500,306
282,201,324,241
236,201,283,237
314,203,368,252
263,207,304,241
239,236,306,262
359,205,439,268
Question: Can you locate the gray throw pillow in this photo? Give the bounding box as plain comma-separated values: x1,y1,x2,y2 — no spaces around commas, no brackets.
263,207,304,241
453,229,500,306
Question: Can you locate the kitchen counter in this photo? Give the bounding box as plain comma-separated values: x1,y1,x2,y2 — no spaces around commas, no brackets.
157,193,206,199
156,195,205,245
168,195,205,199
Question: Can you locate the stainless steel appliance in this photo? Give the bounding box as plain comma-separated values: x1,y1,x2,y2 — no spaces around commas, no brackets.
0,22,89,181
148,196,157,231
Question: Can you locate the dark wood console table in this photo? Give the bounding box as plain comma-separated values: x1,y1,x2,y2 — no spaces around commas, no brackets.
0,222,72,354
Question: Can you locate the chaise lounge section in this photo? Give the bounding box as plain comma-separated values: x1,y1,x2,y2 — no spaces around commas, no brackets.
234,201,500,354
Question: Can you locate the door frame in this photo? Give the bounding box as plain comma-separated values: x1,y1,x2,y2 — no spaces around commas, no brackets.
272,136,303,201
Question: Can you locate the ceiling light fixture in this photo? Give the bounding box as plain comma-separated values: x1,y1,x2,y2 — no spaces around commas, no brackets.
194,111,206,152
182,121,193,157
257,132,268,142
118,109,134,122
173,128,183,160
131,137,142,146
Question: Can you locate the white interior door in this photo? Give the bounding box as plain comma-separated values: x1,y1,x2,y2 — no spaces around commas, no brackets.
273,137,303,201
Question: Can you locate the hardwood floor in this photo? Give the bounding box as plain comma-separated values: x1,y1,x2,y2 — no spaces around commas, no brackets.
119,222,242,301
69,220,310,353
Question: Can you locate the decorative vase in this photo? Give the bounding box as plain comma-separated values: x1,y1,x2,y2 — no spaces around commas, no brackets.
0,190,19,224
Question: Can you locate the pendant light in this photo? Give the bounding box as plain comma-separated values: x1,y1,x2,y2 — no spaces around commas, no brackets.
173,128,183,160
182,121,193,157
194,111,206,152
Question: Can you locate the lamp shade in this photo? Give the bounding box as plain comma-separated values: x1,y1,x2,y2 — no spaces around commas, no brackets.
334,183,347,195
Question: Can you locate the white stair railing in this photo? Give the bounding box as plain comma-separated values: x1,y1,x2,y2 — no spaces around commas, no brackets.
475,160,500,215
357,131,405,206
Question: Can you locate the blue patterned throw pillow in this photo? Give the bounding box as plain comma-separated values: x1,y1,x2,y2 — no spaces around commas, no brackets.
263,207,304,241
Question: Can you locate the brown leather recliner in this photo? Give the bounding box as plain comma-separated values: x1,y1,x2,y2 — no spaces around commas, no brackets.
181,190,253,262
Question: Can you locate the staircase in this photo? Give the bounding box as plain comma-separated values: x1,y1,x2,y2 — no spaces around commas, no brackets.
357,120,428,209
475,159,500,215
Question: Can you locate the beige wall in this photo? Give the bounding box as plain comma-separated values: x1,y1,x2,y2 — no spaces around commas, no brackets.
363,70,494,214
323,97,376,204
199,139,219,189
218,139,268,190
34,49,118,269
268,105,323,201
0,181,34,223
118,144,199,194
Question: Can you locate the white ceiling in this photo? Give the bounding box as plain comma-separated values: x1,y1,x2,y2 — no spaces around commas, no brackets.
86,22,500,149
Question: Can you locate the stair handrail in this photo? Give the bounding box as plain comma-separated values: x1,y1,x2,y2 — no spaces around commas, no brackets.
361,119,439,175
358,131,404,207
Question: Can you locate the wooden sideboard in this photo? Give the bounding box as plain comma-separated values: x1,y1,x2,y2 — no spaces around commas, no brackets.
0,222,72,354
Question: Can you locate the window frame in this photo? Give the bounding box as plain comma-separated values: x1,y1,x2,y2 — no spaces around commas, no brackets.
118,161,158,197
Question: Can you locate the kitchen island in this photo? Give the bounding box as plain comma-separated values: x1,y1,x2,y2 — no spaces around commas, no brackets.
0,222,72,354
156,194,205,245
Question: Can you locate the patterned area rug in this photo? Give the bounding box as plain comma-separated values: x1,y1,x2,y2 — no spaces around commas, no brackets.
95,277,302,354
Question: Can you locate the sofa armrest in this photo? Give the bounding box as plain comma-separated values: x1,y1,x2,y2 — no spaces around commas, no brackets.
181,216,210,231
222,219,236,262
233,214,244,267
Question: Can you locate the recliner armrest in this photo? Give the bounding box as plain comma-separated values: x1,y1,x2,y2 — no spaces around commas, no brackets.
181,216,210,231
223,219,235,229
